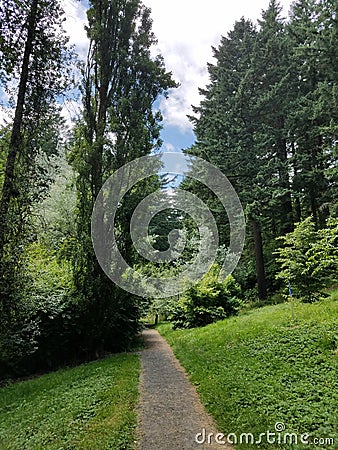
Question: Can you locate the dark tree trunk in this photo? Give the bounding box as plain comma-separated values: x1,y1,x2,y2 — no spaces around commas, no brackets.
252,219,267,300
295,196,301,222
0,0,39,263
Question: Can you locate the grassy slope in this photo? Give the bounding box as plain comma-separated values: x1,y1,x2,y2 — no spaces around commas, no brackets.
0,353,140,449
158,292,338,449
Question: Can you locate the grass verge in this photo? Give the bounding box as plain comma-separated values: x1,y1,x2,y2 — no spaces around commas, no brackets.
158,292,338,449
0,353,140,449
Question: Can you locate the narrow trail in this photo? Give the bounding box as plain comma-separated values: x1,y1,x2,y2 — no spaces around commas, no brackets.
136,329,232,450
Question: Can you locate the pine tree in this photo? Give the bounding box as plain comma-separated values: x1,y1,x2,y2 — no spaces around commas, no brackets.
252,0,294,234
186,18,272,298
287,0,335,226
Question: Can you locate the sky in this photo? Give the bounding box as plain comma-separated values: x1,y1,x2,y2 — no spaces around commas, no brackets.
1,0,294,153
143,0,294,152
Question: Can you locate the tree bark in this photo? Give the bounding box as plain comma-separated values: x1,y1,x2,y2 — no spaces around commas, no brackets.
0,0,39,262
252,219,267,300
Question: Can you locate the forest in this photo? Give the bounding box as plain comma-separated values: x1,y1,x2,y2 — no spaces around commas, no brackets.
0,0,337,379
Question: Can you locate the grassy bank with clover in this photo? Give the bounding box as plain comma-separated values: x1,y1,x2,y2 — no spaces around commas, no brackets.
158,289,338,449
0,353,140,449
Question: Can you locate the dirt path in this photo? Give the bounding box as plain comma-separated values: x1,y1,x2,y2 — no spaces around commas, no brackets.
136,329,232,450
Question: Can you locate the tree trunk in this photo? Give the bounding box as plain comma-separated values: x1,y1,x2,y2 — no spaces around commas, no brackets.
252,219,267,300
277,134,293,233
0,0,39,263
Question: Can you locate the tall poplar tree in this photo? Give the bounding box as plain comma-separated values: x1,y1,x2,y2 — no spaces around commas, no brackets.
69,0,176,350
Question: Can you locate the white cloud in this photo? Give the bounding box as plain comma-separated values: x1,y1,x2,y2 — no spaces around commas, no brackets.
60,99,82,128
0,106,14,126
1,0,294,137
164,142,175,152
143,0,293,132
160,153,190,175
62,0,88,57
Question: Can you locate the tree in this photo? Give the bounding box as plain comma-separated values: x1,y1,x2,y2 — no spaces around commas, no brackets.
68,0,176,351
186,16,274,298
286,0,336,226
184,0,338,300
0,0,72,315
251,0,295,234
275,217,338,301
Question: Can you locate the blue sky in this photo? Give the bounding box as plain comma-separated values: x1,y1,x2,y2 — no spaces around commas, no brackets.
160,125,196,153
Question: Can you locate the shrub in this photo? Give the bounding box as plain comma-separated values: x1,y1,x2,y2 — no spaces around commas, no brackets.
275,217,338,302
170,265,242,329
0,242,142,379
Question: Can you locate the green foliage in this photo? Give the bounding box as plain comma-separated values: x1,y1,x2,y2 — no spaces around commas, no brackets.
0,354,140,449
26,242,73,295
0,236,142,377
0,0,74,324
184,0,338,299
310,217,338,278
0,241,76,376
67,0,176,358
158,293,338,450
275,217,338,301
170,264,241,329
33,152,77,259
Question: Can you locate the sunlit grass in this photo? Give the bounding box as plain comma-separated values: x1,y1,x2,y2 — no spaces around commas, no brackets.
158,292,338,449
0,354,140,449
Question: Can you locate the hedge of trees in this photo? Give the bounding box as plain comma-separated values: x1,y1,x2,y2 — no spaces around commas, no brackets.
0,0,175,378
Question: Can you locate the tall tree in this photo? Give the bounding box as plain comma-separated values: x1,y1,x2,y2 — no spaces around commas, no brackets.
186,18,271,298
287,0,335,226
69,0,176,350
186,1,300,299
0,0,72,314
252,0,295,234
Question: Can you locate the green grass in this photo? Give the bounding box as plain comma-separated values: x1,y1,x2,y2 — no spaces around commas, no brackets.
0,353,140,449
158,291,338,449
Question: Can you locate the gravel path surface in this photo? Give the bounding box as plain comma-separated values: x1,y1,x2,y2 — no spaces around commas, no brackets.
136,329,232,450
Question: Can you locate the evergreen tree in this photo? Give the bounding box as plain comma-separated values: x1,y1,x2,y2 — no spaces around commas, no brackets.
184,0,338,299
252,0,294,234
287,0,335,226
186,17,272,298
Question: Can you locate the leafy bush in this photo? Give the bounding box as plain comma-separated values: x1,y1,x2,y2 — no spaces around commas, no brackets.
0,240,143,379
170,265,242,329
275,217,338,302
